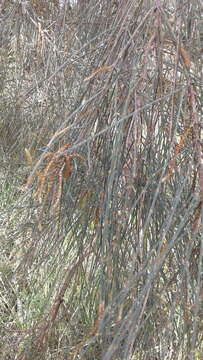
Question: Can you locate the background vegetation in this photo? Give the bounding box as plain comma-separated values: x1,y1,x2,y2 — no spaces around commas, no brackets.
0,0,202,359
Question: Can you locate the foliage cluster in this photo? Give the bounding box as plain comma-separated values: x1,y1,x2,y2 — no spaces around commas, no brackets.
0,0,202,359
